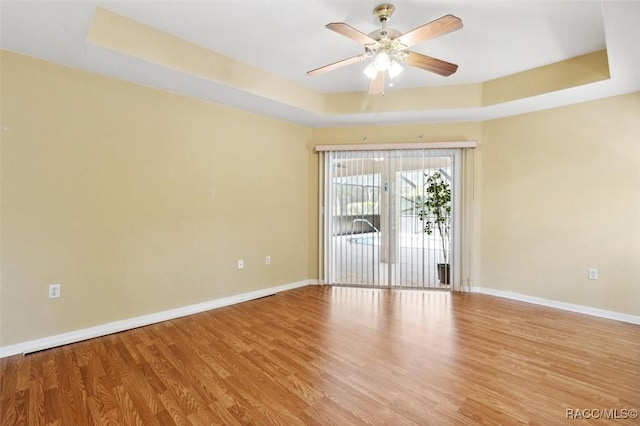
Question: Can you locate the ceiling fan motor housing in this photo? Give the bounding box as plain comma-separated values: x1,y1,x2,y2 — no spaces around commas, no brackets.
368,28,401,42
368,5,405,61
366,27,406,63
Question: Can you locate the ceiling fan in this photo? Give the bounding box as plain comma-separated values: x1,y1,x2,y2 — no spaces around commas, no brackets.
307,4,463,95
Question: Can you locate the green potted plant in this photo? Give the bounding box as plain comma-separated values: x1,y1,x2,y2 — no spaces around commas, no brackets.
417,171,451,285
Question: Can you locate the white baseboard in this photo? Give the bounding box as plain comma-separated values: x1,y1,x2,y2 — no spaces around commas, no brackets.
470,286,640,325
0,279,315,358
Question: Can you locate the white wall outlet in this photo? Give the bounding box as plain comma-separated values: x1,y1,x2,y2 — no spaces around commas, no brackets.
49,284,61,298
588,268,599,280
237,259,244,270
265,255,271,265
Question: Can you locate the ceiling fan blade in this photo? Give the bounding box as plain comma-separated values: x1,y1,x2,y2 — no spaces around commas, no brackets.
326,22,377,45
368,71,385,95
397,14,463,48
307,54,367,76
404,51,458,77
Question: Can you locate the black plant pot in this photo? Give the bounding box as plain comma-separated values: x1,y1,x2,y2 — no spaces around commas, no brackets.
437,263,451,285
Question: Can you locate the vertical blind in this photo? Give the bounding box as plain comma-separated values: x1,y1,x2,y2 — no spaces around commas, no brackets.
322,148,460,289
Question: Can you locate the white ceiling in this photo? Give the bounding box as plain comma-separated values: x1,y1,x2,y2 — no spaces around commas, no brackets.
2,0,639,126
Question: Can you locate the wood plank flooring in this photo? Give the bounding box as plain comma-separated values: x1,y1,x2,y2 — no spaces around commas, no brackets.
1,285,639,425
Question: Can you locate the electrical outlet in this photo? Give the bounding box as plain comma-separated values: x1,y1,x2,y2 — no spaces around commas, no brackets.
49,284,61,298
588,268,599,280
237,259,244,270
265,255,271,265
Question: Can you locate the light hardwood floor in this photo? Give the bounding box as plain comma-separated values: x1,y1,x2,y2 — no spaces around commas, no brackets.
1,285,639,425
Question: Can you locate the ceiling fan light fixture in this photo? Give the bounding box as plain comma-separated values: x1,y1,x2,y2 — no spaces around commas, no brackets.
388,60,403,79
373,52,391,71
363,62,379,80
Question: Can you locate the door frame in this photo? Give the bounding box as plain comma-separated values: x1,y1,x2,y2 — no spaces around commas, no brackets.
317,143,474,290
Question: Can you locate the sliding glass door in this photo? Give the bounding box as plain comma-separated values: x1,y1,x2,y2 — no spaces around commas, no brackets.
323,149,459,289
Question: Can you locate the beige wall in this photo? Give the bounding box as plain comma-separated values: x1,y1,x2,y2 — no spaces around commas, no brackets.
0,51,313,346
480,93,640,315
1,50,638,348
